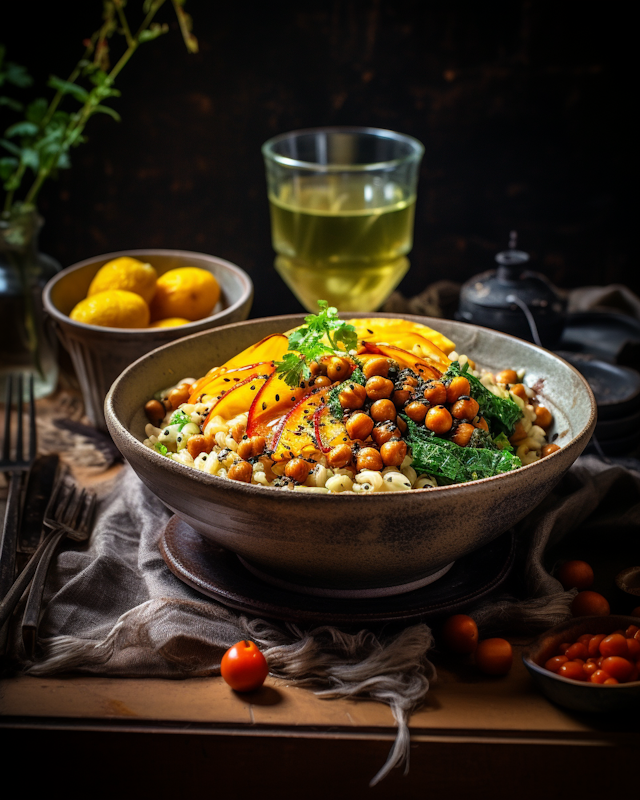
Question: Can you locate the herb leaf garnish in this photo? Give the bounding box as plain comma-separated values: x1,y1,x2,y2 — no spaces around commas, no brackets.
274,300,358,388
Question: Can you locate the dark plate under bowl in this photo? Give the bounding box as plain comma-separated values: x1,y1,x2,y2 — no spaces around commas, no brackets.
523,615,640,712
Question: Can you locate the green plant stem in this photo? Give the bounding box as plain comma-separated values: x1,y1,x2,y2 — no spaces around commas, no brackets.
22,2,166,208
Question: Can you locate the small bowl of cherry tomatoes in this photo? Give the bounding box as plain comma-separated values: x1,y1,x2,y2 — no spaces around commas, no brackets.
522,615,640,712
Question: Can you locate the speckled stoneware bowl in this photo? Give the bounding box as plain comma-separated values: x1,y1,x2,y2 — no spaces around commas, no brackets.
523,615,640,711
105,313,596,594
44,249,253,431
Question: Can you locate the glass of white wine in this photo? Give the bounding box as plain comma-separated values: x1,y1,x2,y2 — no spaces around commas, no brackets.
262,127,424,312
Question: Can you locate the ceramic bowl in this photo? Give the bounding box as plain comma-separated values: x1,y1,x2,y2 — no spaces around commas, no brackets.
104,313,596,594
44,249,253,430
523,615,640,712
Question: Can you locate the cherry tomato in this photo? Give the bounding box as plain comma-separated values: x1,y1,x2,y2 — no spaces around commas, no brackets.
220,640,269,692
570,591,610,617
576,633,593,645
564,642,588,661
558,661,587,681
600,656,634,682
599,633,628,658
588,634,607,657
441,614,479,655
626,625,640,638
544,655,569,673
558,642,572,655
590,669,612,684
626,638,640,659
556,560,594,591
603,677,619,685
582,661,598,677
475,638,513,676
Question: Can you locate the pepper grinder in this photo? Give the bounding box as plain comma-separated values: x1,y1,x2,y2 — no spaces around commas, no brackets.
456,232,566,349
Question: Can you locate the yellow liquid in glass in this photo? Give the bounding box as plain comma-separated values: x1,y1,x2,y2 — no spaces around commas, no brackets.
268,175,416,311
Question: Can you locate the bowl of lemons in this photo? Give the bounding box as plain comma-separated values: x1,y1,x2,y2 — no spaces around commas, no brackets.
43,248,253,430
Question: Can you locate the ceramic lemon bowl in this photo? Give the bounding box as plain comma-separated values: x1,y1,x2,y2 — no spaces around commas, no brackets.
44,249,253,430
105,313,596,594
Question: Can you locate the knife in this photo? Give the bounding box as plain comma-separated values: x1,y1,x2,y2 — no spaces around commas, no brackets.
17,454,60,559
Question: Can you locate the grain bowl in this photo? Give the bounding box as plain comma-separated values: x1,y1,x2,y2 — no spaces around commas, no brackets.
104,313,596,594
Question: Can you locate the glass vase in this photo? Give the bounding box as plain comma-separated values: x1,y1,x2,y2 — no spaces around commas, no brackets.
0,209,60,399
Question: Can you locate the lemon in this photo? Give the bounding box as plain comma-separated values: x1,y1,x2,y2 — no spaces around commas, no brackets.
70,290,150,328
88,257,158,305
149,267,220,322
148,317,191,328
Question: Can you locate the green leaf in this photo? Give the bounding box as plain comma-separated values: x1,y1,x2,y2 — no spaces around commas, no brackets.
25,97,48,124
20,148,39,170
274,300,358,388
403,416,521,484
0,96,23,112
91,104,121,121
0,156,18,180
443,361,522,436
5,121,39,138
3,61,33,89
139,24,169,43
169,410,191,430
88,69,110,87
47,75,90,103
0,138,21,156
154,442,169,456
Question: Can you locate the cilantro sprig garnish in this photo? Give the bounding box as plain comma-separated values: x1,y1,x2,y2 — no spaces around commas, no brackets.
274,300,358,388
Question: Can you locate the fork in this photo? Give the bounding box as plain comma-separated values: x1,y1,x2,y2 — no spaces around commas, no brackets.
21,481,96,657
0,374,37,604
0,476,95,639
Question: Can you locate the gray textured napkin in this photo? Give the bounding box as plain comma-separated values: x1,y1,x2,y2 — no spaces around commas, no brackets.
6,453,640,785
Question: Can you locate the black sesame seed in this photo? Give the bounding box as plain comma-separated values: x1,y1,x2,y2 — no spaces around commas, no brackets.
223,378,230,382
275,394,280,401
262,402,267,410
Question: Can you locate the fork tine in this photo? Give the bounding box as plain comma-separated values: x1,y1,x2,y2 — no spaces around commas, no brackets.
15,374,24,463
27,374,37,463
80,491,97,534
1,375,11,462
61,486,85,531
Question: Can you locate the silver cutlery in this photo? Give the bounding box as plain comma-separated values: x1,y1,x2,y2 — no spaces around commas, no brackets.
0,375,37,636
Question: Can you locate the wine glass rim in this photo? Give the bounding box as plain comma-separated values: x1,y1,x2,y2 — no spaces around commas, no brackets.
262,126,424,172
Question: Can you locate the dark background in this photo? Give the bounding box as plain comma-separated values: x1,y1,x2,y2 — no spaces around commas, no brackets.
2,0,635,319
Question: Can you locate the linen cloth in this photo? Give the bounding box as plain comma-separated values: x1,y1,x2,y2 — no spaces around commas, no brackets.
5,451,640,785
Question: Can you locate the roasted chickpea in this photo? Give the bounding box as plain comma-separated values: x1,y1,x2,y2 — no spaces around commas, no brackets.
187,434,214,459
534,405,553,429
371,421,401,447
228,461,253,483
144,399,166,426
310,360,327,376
356,447,384,472
425,405,452,434
402,374,419,387
327,356,352,382
284,457,311,483
450,422,475,447
509,419,528,444
327,443,354,468
510,383,528,402
345,412,375,441
167,382,191,410
362,356,390,379
231,421,247,443
404,401,429,423
422,380,447,405
237,435,267,460
446,376,471,404
370,399,397,423
496,369,518,385
365,376,394,401
541,443,561,457
380,439,407,467
311,375,332,388
392,388,413,408
338,382,367,410
474,416,489,432
451,396,480,421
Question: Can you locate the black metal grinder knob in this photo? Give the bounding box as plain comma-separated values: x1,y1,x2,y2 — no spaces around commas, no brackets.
456,233,567,349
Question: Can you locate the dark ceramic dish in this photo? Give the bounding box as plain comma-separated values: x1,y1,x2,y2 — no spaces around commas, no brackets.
105,313,596,594
522,615,640,712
